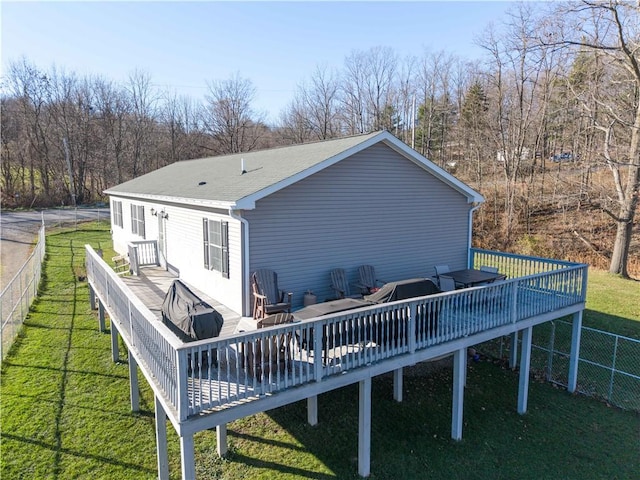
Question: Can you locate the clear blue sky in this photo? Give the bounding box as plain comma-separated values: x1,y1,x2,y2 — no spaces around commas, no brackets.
1,1,516,121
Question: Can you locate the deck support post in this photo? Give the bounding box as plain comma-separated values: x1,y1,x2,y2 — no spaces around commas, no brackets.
98,300,106,332
128,354,139,412
307,395,318,426
393,368,403,402
110,323,119,362
358,377,372,478
509,331,519,369
89,285,96,310
180,433,195,480
568,311,583,393
451,347,466,441
154,396,169,480
216,424,227,457
518,326,533,414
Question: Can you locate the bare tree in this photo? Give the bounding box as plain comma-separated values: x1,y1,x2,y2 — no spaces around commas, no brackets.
203,73,264,154
278,94,315,144
540,1,639,277
341,50,369,134
478,4,553,241
93,76,131,186
127,70,158,175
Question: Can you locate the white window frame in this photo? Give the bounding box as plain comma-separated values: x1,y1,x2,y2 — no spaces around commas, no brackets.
131,204,145,238
203,218,229,278
112,200,123,228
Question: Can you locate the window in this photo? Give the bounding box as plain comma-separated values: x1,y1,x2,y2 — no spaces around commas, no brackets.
203,218,229,278
131,204,145,238
112,200,123,228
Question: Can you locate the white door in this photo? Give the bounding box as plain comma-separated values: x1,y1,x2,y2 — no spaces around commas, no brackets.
158,213,167,269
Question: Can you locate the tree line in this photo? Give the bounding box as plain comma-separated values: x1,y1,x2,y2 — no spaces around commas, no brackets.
1,1,638,277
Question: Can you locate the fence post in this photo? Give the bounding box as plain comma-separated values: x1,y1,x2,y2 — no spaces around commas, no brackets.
608,336,619,403
546,321,556,381
19,272,24,321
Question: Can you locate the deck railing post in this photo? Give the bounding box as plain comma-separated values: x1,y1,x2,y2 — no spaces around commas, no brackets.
176,348,190,421
510,280,519,323
408,304,416,354
313,323,323,382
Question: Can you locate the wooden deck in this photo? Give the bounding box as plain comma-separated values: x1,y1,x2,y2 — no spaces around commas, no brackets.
121,267,249,338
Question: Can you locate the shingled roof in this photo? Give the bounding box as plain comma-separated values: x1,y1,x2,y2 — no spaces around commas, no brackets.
105,131,483,209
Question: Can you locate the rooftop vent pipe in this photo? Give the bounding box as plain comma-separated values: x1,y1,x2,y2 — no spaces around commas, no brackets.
241,158,246,175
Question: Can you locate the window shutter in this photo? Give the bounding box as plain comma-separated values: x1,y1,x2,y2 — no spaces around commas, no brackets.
139,206,145,238
203,218,209,270
221,221,229,278
131,204,136,232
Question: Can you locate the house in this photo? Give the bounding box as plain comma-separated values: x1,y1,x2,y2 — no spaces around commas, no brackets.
92,132,587,478
105,131,483,316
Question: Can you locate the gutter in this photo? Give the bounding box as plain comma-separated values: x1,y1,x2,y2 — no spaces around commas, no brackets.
229,208,250,316
467,203,482,268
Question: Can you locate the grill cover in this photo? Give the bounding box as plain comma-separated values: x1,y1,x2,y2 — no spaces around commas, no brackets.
161,280,224,342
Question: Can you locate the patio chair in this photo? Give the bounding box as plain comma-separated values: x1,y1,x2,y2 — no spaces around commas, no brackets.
438,275,457,292
480,266,499,274
434,265,451,289
479,265,503,285
251,269,292,319
245,312,294,379
357,265,385,294
330,268,362,299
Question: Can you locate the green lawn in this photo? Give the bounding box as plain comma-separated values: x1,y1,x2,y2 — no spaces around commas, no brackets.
1,222,639,479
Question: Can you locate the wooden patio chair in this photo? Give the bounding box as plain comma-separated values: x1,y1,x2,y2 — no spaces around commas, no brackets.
251,269,292,320
246,312,294,379
330,268,362,299
357,265,385,294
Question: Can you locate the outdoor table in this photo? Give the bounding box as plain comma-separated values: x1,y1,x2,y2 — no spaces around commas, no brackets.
445,269,506,288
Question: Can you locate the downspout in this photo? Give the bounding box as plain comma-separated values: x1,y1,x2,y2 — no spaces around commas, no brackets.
467,203,482,268
229,208,250,316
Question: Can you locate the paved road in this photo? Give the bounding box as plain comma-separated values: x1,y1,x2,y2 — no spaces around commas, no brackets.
1,207,109,290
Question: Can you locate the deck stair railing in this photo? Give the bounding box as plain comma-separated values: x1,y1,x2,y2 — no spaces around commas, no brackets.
86,245,587,423
127,240,159,275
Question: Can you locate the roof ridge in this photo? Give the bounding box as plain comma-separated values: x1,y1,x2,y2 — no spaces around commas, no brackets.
176,130,385,163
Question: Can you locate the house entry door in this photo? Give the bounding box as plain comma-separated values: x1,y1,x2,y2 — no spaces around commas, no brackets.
158,213,167,269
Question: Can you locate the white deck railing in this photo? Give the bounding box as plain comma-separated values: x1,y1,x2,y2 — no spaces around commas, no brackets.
127,240,159,275
86,246,587,422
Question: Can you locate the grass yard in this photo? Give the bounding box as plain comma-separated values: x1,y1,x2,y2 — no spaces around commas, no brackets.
1,222,639,479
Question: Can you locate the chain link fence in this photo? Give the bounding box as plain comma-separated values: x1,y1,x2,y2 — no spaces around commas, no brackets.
479,320,640,412
0,224,46,362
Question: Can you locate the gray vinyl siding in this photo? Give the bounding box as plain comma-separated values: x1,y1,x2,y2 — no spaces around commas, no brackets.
244,143,471,308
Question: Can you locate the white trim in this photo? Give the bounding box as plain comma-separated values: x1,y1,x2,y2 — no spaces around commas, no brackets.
104,191,235,211
229,209,250,316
